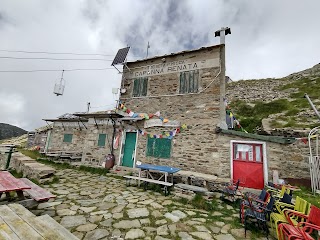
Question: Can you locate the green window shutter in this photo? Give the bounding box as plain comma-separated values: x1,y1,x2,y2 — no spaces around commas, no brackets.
146,137,155,156
189,71,194,93
194,70,199,92
141,78,148,96
98,134,106,147
180,72,188,93
133,79,139,97
146,137,171,159
63,134,73,143
180,71,199,93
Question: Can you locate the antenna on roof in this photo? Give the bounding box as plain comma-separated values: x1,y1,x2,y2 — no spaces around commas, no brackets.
146,41,150,58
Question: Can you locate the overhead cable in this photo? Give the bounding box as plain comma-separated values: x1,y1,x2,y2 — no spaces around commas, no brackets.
0,49,114,56
0,67,115,73
0,56,112,61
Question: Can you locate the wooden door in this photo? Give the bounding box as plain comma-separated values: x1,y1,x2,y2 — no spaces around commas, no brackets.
232,142,264,189
122,132,137,167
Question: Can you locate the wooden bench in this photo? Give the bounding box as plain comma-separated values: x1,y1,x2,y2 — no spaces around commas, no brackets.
20,178,56,202
123,175,173,186
0,203,78,240
124,175,173,195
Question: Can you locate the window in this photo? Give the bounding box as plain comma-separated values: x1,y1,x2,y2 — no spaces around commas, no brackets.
179,70,199,93
133,77,148,97
63,134,73,143
146,137,172,159
98,134,107,147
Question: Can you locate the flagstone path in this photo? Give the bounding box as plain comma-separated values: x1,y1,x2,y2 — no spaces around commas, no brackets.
33,169,268,240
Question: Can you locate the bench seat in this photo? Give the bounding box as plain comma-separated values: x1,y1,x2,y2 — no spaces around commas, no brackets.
20,178,56,202
123,175,173,186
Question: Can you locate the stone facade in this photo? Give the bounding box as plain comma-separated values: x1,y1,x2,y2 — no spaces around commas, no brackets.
47,120,122,165
117,44,311,184
119,46,224,175
217,134,311,181
43,44,312,185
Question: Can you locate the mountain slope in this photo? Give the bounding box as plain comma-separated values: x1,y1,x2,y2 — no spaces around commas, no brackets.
0,123,27,140
226,63,320,136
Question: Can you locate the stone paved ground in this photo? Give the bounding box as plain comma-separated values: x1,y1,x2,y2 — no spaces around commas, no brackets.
33,169,268,240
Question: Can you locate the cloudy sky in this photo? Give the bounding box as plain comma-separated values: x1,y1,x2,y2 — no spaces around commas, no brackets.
1,0,319,131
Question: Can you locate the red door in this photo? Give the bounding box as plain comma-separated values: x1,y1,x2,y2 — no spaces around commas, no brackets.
232,142,264,189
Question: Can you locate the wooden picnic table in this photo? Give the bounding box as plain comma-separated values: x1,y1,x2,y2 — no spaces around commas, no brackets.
0,171,55,207
124,163,180,195
0,171,31,200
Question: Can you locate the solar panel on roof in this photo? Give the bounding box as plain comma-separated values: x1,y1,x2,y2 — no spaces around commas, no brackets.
111,47,130,66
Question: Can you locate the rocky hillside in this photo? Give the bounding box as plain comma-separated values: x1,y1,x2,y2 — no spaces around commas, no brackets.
0,123,27,140
226,63,320,136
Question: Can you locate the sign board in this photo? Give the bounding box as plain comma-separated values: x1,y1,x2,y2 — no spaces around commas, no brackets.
144,119,180,128
128,58,219,79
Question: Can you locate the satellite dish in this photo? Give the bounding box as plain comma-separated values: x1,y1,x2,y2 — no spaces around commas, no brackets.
54,70,65,96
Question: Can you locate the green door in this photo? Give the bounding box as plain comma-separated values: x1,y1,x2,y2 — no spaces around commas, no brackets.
122,132,137,167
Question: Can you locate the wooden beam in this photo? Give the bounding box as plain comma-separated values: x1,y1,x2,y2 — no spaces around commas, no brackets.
220,129,297,144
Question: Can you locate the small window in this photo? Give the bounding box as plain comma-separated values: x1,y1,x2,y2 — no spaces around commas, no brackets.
63,134,73,143
179,70,199,93
98,134,107,147
133,77,148,97
146,137,172,159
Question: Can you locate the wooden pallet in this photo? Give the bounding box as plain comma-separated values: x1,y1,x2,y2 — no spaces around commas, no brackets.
0,204,78,240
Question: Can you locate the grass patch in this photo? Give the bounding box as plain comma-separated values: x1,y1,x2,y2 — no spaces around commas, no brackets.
294,186,320,208
18,148,44,159
79,165,109,175
9,169,23,178
230,95,318,132
177,194,219,212
36,158,110,176
36,158,72,170
230,99,293,133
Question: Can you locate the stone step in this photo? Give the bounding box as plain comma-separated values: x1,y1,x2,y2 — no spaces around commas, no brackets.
0,204,45,239
0,203,78,240
10,152,56,182
36,214,79,240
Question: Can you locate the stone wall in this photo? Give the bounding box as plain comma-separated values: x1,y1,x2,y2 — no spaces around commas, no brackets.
48,122,88,152
117,45,312,183
47,120,121,166
216,133,310,181
119,46,223,175
81,121,121,165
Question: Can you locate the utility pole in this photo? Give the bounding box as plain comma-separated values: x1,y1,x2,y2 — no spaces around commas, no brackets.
215,27,231,130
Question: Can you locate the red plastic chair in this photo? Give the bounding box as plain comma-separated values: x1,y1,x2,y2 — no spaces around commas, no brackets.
278,205,320,240
240,190,270,223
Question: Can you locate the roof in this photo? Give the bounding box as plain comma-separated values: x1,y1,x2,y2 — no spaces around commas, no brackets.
74,112,124,119
42,118,88,122
35,124,53,133
120,117,144,121
219,129,297,144
43,112,88,122
57,113,84,119
127,44,223,64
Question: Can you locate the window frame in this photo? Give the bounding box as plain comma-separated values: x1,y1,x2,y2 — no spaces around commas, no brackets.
97,133,107,147
146,137,172,159
63,133,73,143
133,77,148,97
179,70,199,94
